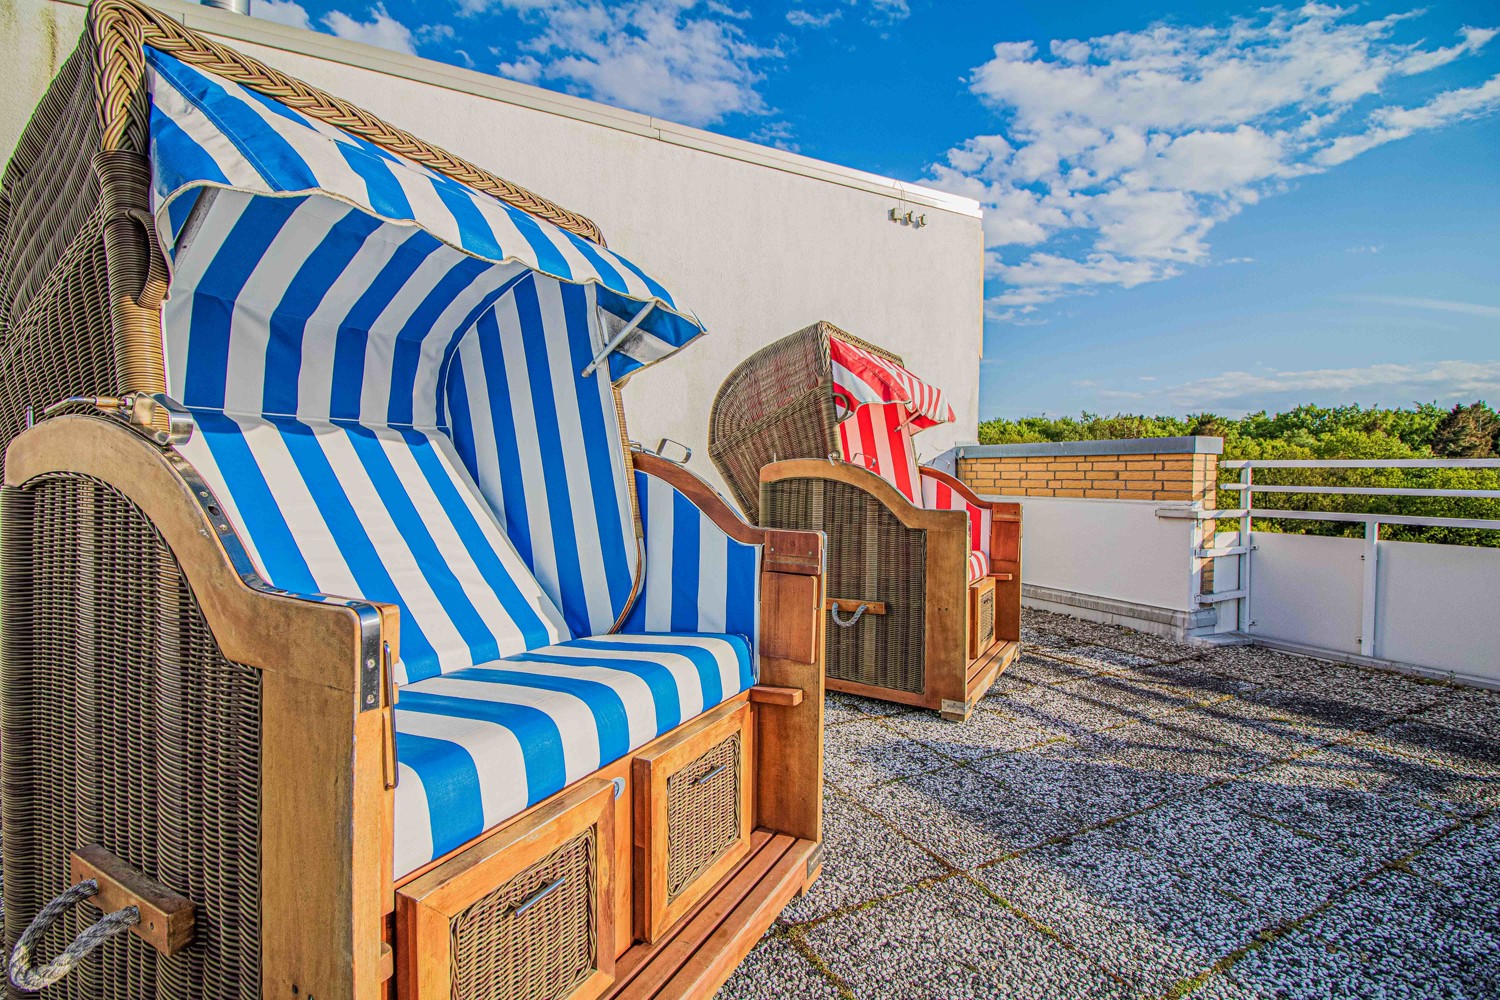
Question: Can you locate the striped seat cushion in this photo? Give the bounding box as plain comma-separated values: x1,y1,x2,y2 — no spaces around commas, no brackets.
968,550,989,584
837,402,922,503
921,474,994,566
393,632,754,876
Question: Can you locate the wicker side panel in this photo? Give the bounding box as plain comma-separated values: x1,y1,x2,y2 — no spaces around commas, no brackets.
0,41,115,470
450,828,598,1000
762,477,926,693
0,475,261,1000
664,733,742,901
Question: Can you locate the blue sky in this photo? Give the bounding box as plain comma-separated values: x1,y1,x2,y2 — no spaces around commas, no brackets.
253,0,1500,420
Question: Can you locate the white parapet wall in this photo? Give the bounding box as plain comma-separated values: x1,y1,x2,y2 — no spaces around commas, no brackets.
0,0,984,494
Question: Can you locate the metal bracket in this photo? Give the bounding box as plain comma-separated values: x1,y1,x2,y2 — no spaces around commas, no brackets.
42,392,195,447
653,437,692,464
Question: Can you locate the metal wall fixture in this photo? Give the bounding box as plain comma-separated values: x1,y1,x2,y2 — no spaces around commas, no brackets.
888,208,927,228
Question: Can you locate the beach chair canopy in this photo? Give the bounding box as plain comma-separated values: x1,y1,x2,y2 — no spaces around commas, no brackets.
145,49,760,875
829,336,955,431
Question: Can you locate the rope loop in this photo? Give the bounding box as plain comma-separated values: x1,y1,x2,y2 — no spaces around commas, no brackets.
829,603,868,628
9,880,140,991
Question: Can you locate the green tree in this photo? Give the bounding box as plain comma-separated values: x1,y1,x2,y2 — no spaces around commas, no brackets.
1430,401,1500,458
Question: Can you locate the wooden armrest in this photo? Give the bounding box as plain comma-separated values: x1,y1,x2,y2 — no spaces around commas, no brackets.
748,685,804,706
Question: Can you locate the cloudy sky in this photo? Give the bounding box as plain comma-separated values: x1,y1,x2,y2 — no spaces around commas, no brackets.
252,0,1499,419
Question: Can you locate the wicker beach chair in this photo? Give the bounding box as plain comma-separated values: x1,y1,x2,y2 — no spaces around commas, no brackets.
710,321,1019,720
0,3,827,997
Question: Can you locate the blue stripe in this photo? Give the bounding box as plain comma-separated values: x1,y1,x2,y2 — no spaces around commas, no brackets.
328,230,435,420
190,410,317,594
505,651,681,732
726,539,758,641
149,109,231,199
262,207,385,417
450,666,630,761
499,201,573,281
472,308,533,563
394,730,484,858
558,229,629,294
670,487,702,634
397,691,565,802
183,196,303,410
386,256,489,427
564,636,742,707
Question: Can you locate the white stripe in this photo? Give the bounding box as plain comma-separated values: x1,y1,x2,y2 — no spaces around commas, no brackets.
173,427,268,579
643,476,675,632
412,261,529,430
410,676,601,779
164,191,252,400
587,634,741,704
357,249,457,424
696,529,728,633
151,73,264,191
392,762,434,879
545,645,706,719
394,707,530,831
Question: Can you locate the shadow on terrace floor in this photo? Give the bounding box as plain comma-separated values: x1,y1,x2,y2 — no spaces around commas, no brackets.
717,609,1500,1000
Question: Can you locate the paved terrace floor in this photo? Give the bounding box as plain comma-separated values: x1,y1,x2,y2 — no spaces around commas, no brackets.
717,610,1500,1000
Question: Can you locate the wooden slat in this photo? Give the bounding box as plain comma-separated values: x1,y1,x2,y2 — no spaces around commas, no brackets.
654,838,814,1000
824,597,887,615
609,830,777,995
747,685,803,707
71,846,196,956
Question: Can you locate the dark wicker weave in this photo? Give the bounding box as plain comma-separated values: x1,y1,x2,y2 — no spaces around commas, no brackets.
0,476,262,1000
664,733,743,901
448,828,598,1000
708,320,900,522
0,0,607,476
763,477,927,693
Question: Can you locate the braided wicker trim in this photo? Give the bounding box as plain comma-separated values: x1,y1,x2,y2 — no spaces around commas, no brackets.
87,0,607,246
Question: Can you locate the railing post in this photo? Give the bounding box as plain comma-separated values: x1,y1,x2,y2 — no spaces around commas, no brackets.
1361,520,1379,658
1238,464,1253,633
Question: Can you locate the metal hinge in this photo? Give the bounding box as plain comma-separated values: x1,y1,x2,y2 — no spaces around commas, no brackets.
41,392,195,447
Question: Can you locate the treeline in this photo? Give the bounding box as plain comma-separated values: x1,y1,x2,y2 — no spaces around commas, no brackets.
977,402,1500,546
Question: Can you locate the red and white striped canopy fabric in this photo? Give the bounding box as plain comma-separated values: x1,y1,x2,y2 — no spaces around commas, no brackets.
829,337,956,432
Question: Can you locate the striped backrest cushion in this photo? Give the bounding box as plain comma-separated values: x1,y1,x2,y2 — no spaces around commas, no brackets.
921,474,993,560
620,470,760,648
445,274,641,638
175,414,569,683
162,189,643,676
837,402,922,503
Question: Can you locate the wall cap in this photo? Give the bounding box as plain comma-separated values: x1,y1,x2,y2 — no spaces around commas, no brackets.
957,436,1224,459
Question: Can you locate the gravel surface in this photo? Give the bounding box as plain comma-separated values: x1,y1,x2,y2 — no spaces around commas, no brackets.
715,609,1500,999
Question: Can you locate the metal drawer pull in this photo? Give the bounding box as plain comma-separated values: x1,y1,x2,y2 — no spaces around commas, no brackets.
511,877,566,918
694,763,729,786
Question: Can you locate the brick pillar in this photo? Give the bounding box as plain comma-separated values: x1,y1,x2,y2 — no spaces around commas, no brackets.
957,438,1220,502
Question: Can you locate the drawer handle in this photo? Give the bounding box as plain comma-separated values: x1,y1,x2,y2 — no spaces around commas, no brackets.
511,877,566,918
694,763,730,786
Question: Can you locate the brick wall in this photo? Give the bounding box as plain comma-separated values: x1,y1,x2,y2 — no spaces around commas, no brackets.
958,450,1218,503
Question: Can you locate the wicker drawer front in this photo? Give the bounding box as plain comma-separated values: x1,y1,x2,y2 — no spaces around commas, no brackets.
969,577,997,660
397,780,616,1000
634,700,753,942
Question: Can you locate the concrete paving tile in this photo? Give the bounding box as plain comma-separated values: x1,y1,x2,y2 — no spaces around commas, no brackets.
823,691,868,727
1005,651,1104,688
1410,685,1500,739
1168,698,1344,761
1107,796,1373,926
985,682,1151,738
1062,675,1212,718
1022,609,1197,662
1360,719,1500,779
1268,740,1493,816
1052,644,1162,670
1406,814,1500,901
1201,650,1449,723
822,719,952,790
1198,767,1455,863
1073,720,1270,783
881,705,1062,761
1229,870,1500,1000
715,934,843,1000
852,765,1081,869
972,742,1204,826
802,877,1127,1000
973,833,1265,995
779,789,948,923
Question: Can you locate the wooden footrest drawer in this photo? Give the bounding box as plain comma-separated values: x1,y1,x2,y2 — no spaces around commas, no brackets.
968,575,996,660
397,780,617,1000
634,700,753,942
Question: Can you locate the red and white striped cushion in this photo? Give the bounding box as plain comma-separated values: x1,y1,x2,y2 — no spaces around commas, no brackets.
921,475,993,562
967,550,989,583
838,402,922,503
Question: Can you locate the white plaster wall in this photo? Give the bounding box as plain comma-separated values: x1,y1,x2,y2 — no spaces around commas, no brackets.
1377,539,1500,685
986,495,1199,613
0,0,984,493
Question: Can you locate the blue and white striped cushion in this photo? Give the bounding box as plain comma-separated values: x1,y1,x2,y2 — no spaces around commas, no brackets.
446,274,640,638
393,632,754,876
621,471,761,649
176,412,569,683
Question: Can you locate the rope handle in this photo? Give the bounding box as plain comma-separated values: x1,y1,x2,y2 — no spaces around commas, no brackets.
829,603,869,628
9,880,140,991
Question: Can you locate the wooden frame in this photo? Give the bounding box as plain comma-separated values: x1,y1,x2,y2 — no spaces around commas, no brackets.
761,458,1020,722
395,779,618,1000
633,700,754,943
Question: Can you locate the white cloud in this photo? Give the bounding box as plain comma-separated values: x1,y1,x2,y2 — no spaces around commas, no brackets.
787,9,841,29
322,4,417,55
1161,360,1500,408
488,0,780,126
749,120,800,151
254,0,312,30
930,7,1500,320
1351,295,1500,319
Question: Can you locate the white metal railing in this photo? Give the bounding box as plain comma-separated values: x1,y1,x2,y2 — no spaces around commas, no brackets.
1164,458,1500,660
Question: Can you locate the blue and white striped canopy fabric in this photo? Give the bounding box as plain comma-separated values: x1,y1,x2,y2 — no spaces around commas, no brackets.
394,632,753,877
145,46,705,381
621,470,761,645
